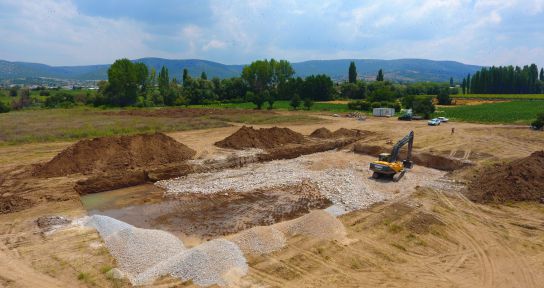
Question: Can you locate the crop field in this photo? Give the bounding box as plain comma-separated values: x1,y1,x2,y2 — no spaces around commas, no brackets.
440,100,544,124
452,94,544,100
190,100,352,112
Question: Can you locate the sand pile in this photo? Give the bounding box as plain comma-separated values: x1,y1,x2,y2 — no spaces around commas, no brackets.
229,226,287,255
467,151,544,202
215,126,305,150
34,133,195,177
83,215,247,286
277,210,347,241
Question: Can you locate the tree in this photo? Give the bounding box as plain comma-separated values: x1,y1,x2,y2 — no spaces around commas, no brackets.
158,65,170,99
242,59,294,94
290,93,301,110
461,78,467,94
348,61,357,83
12,88,32,110
0,101,10,113
105,59,139,106
182,68,191,87
376,69,384,81
449,77,454,87
466,74,471,93
412,96,435,119
9,86,18,97
540,68,544,81
437,88,452,105
300,74,334,101
303,97,314,110
201,71,208,80
264,90,275,109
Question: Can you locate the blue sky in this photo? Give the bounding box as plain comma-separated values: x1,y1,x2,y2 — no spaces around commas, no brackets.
0,0,543,67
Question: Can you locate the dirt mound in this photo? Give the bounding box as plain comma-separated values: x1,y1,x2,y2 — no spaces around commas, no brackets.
215,126,305,150
332,128,361,138
310,127,333,138
467,151,544,203
405,212,443,234
309,127,364,139
34,133,196,177
0,195,32,214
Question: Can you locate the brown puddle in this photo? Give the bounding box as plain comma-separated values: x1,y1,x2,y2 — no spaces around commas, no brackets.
81,182,331,243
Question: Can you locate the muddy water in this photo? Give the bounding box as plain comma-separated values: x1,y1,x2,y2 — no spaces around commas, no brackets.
81,182,330,244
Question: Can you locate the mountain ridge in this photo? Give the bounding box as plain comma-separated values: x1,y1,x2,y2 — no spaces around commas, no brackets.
0,58,481,83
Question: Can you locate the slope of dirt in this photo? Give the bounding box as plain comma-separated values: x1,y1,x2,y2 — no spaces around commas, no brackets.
467,151,544,202
34,133,195,177
215,126,306,150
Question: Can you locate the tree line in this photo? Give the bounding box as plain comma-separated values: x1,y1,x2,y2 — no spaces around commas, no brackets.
461,64,544,94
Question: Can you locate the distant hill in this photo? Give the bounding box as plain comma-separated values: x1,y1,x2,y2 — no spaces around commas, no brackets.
0,58,481,83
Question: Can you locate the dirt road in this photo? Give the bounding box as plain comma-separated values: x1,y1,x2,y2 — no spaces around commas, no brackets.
0,111,543,287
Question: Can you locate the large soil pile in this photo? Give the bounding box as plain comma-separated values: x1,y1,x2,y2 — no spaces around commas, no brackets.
467,151,544,202
215,126,305,150
35,133,196,177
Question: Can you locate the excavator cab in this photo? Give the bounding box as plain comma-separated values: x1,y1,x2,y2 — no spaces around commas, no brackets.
370,131,414,182
378,153,391,162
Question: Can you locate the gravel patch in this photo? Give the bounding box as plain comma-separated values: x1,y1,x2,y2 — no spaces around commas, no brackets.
157,155,388,213
229,226,287,255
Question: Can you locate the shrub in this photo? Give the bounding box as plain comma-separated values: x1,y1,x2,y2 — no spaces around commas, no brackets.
44,92,75,108
290,93,301,110
347,100,371,111
532,112,544,130
437,89,452,105
371,102,382,109
0,101,10,113
303,97,314,110
39,90,50,96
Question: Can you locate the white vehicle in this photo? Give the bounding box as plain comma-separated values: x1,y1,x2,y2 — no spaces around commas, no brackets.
428,118,441,126
437,117,449,122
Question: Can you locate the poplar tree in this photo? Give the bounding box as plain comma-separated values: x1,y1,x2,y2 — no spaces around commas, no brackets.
348,61,357,83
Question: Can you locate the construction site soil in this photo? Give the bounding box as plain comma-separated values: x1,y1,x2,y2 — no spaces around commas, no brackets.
33,133,196,177
214,126,306,150
2,115,544,288
467,150,544,203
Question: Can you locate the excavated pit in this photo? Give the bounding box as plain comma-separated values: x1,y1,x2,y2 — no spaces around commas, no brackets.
353,143,473,171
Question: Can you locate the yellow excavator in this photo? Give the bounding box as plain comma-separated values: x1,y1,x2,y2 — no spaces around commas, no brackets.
369,131,414,182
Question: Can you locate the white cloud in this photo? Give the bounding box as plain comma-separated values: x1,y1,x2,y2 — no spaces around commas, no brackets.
203,39,227,51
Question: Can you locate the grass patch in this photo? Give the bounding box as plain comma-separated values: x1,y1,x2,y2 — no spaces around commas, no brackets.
452,94,544,100
77,272,95,285
440,100,544,124
0,106,327,145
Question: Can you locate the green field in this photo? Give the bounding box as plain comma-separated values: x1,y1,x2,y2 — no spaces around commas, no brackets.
0,107,320,145
440,101,544,124
452,94,544,100
190,100,351,113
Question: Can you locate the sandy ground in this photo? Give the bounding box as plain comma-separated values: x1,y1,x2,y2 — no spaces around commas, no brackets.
1,112,544,287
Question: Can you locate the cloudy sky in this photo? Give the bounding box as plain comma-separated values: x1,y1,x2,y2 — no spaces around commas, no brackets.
0,0,543,67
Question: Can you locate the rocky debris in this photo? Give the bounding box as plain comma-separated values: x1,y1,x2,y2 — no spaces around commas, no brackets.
229,226,287,255
34,133,195,177
467,151,544,202
82,215,247,287
36,215,71,229
105,268,125,280
277,210,347,241
215,126,306,150
157,153,387,213
0,194,32,214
